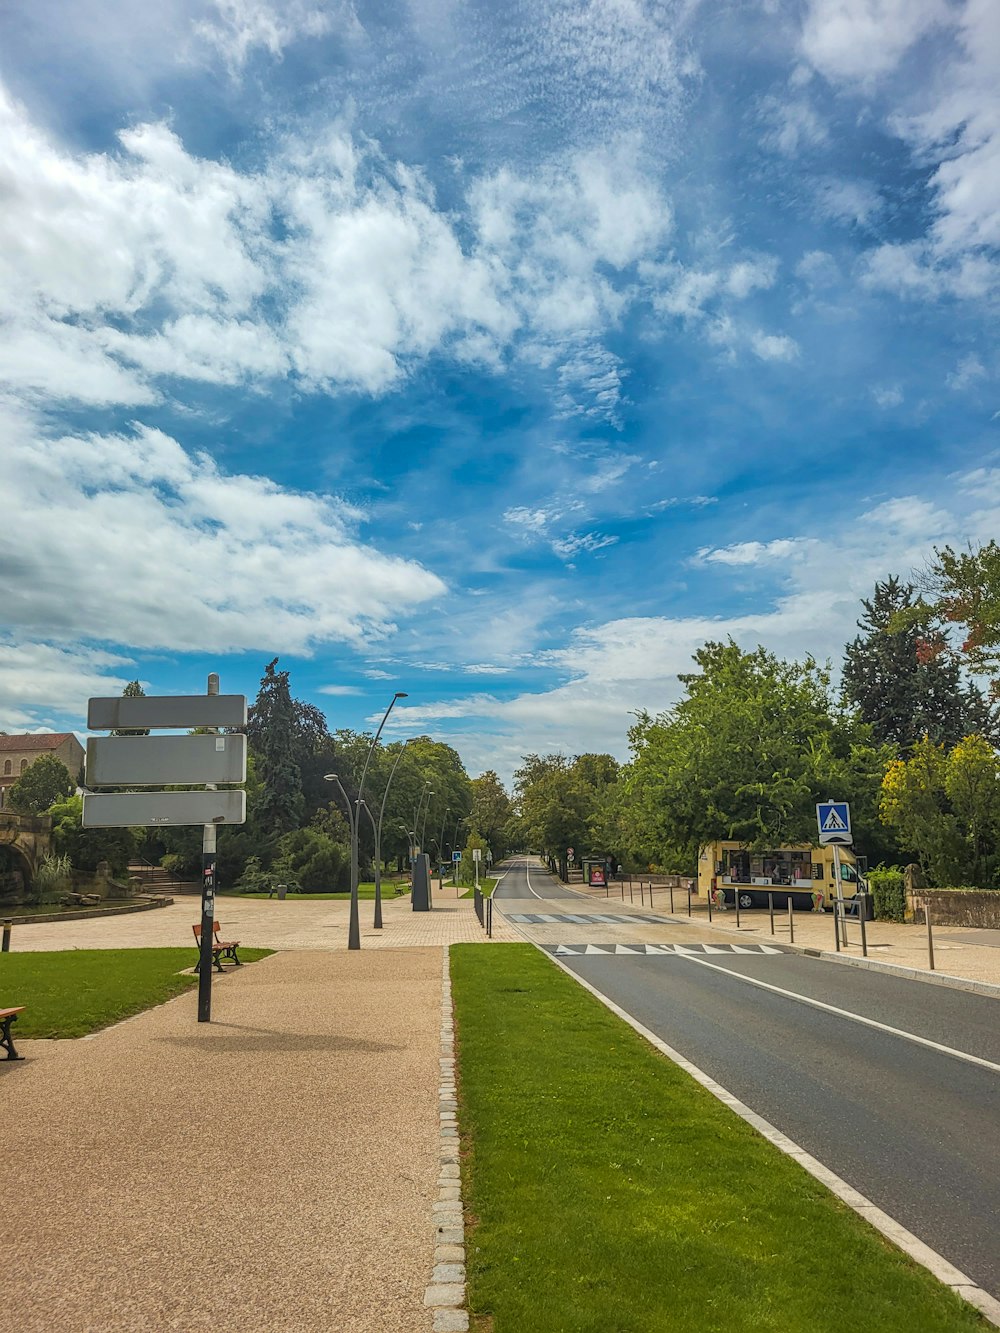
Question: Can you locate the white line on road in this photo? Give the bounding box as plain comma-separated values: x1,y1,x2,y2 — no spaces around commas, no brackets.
680,953,1000,1076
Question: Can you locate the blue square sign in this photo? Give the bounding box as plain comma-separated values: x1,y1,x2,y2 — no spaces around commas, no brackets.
452,850,462,862
817,801,852,845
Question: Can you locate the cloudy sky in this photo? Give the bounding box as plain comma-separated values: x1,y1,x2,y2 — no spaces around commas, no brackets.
1,0,997,780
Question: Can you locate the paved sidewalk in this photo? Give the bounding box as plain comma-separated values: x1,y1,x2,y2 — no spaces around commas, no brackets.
2,949,445,1333
6,881,520,953
1,888,517,1332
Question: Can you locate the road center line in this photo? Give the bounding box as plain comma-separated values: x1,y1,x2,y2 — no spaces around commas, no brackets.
523,858,548,901
680,953,1000,1076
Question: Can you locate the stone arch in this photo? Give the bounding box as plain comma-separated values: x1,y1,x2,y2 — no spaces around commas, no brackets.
0,812,53,900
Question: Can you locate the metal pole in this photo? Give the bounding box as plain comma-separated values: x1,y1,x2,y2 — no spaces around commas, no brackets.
376,740,411,930
788,897,794,944
832,843,847,947
768,893,774,935
670,883,674,914
1,920,11,952
198,672,219,1023
734,888,741,929
707,888,713,923
359,801,379,926
833,899,841,952
687,885,691,917
859,896,868,957
925,899,935,971
325,774,360,949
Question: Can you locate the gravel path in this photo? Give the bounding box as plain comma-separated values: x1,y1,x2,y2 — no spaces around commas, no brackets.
2,948,444,1332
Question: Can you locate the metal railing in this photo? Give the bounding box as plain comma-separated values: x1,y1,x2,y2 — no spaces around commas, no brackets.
473,885,492,938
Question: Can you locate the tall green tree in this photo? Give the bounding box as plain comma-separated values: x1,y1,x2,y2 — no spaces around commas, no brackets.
248,658,304,839
514,754,595,878
880,734,1000,887
623,640,893,866
7,754,74,814
843,576,992,751
469,770,514,862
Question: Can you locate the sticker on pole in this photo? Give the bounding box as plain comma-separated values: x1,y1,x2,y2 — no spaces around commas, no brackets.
816,801,852,845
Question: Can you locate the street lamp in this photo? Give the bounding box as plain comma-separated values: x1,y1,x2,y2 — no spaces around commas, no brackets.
420,792,435,863
327,691,406,952
324,773,359,949
369,738,411,929
437,806,450,871
413,781,432,854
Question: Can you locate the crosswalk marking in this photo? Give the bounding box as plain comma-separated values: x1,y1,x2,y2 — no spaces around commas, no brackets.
540,942,786,957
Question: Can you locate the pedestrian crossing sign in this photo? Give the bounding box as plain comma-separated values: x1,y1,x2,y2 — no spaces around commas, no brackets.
816,801,852,845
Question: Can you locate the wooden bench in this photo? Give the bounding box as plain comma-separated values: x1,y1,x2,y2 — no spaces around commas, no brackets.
1,1007,25,1062
192,921,242,974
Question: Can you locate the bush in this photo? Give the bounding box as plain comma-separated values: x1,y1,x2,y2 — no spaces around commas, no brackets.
868,867,906,922
273,827,349,892
32,853,72,905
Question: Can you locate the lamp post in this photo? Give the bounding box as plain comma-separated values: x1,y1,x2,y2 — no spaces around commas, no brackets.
413,781,432,854
420,792,434,862
324,772,360,949
437,806,450,874
328,691,406,952
370,738,411,929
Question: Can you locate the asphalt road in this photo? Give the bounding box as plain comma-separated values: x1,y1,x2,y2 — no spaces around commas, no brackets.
495,858,1000,1300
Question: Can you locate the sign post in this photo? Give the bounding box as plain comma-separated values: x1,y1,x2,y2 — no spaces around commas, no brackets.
817,801,852,948
198,673,220,1023
473,846,481,891
84,677,246,1024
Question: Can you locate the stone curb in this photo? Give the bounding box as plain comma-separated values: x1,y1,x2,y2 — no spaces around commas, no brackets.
424,950,470,1333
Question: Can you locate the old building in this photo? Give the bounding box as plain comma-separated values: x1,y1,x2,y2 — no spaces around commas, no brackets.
0,733,85,810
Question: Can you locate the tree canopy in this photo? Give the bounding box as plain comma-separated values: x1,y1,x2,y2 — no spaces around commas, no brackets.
7,753,74,815
844,576,992,751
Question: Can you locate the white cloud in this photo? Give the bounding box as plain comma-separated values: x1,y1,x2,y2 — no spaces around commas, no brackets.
0,406,445,658
750,330,800,362
0,641,135,734
0,83,676,408
801,0,1000,294
194,0,342,69
317,684,364,695
696,539,812,566
801,0,947,82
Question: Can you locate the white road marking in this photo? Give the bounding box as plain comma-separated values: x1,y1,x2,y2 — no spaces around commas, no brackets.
680,953,1000,1076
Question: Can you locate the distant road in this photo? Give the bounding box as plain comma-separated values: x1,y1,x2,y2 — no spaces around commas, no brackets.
495,857,1000,1300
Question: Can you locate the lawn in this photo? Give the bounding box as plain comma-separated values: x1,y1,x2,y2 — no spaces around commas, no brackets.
459,878,498,900
0,947,272,1038
226,880,410,900
450,944,986,1333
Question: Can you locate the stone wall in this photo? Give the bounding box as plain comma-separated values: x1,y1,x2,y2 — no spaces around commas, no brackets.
911,890,1000,928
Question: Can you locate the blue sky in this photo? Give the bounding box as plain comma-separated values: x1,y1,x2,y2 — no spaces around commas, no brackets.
0,0,997,781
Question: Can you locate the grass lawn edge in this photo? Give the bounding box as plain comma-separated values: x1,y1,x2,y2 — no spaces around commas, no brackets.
451,942,991,1333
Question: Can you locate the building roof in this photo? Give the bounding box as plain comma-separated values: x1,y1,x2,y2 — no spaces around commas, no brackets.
0,733,79,753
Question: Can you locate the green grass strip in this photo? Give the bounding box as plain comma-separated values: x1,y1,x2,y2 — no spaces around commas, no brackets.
1,947,272,1038
451,944,985,1333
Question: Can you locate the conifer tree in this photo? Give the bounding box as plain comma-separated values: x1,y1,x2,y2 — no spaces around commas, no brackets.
843,577,993,752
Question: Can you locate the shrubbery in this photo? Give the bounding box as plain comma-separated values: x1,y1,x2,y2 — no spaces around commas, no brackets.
867,867,906,922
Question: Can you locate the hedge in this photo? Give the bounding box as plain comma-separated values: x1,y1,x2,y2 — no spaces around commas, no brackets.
867,867,906,922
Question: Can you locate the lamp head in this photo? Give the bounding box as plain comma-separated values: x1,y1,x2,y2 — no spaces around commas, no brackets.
324,773,338,781
394,691,408,699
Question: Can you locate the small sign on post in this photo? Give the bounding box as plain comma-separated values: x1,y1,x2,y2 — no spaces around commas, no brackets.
816,801,852,846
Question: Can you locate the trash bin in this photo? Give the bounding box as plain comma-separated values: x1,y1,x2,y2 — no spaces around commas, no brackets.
845,892,874,920
277,883,287,901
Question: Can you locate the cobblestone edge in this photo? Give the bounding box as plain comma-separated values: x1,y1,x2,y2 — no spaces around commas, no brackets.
424,948,470,1333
